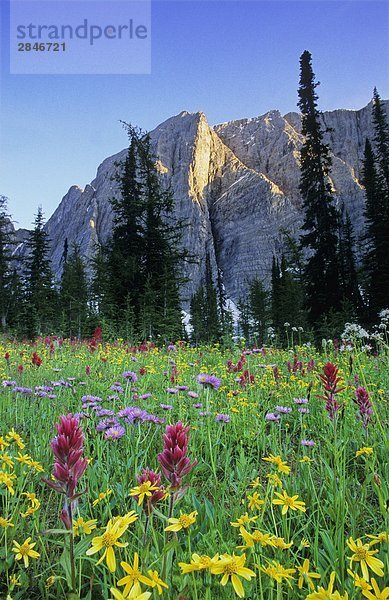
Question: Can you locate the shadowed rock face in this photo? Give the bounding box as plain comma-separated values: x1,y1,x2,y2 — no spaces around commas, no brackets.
15,100,388,305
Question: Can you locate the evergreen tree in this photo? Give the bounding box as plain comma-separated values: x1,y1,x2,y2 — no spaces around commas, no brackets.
189,254,221,344
361,90,389,317
237,296,251,341
96,124,188,340
24,207,57,336
248,276,268,345
338,207,362,315
0,196,16,331
298,51,342,325
60,244,89,338
271,255,306,342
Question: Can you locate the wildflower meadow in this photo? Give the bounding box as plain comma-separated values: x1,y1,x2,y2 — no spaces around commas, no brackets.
0,328,388,599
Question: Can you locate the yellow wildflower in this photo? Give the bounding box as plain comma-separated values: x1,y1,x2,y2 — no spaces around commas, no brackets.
0,436,9,449
117,553,150,596
144,570,168,595
347,569,372,592
86,516,130,572
356,447,373,458
210,553,256,598
250,477,260,488
73,517,98,536
346,537,384,581
230,512,258,528
179,553,219,573
266,473,283,487
5,429,25,449
0,470,16,495
272,490,306,515
30,460,44,473
261,560,296,588
262,454,291,474
268,535,293,550
9,574,20,586
0,516,14,527
110,585,151,600
15,453,33,466
299,456,314,463
45,576,57,589
247,491,264,511
0,453,14,469
297,559,320,590
238,526,272,548
362,578,389,600
367,532,388,546
165,510,197,532
12,537,40,568
129,481,158,506
306,571,348,599
92,488,112,507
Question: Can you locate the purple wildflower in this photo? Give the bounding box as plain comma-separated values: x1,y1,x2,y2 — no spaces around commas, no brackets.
301,439,315,447
275,406,292,414
293,397,309,404
187,391,199,398
160,404,173,410
265,412,280,422
94,408,115,417
96,418,118,431
216,413,230,423
122,371,138,382
177,385,189,391
2,380,17,387
166,387,179,394
298,407,310,414
197,373,221,390
12,387,33,395
192,403,203,409
110,383,124,394
139,393,152,400
104,425,126,440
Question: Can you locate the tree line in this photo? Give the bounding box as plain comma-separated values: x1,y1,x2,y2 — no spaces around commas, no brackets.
0,52,388,344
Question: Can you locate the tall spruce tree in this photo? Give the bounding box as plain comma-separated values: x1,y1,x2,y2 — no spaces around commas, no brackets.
338,207,362,315
60,244,89,338
24,207,57,336
0,196,16,331
189,253,221,344
361,90,389,317
248,276,268,346
98,124,186,340
298,51,342,325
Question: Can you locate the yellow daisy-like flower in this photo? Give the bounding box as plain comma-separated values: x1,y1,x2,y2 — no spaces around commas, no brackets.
367,532,388,547
0,436,9,450
110,585,151,600
45,576,57,589
179,553,220,573
306,571,348,599
247,491,264,511
92,488,113,507
238,526,272,549
15,453,33,466
300,538,311,548
20,492,40,518
347,569,372,592
12,537,40,568
266,473,283,487
0,516,14,527
231,512,258,528
129,481,158,506
272,490,306,515
268,536,293,550
250,477,260,488
261,560,296,588
362,578,389,600
144,570,168,595
5,429,25,449
86,516,129,572
73,517,98,536
0,452,14,469
165,510,197,532
299,456,314,463
297,559,320,590
210,553,256,598
356,447,373,457
0,470,16,495
117,553,151,596
30,460,44,473
346,537,384,581
262,454,291,474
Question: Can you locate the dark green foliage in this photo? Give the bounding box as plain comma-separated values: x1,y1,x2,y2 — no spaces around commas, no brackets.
95,124,186,341
237,296,251,341
361,90,389,319
248,276,268,346
271,255,305,341
0,196,17,331
190,253,221,344
23,207,58,337
338,207,362,316
298,51,342,325
60,244,89,338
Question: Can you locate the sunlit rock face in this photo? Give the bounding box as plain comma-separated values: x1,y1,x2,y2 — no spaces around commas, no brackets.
17,100,388,304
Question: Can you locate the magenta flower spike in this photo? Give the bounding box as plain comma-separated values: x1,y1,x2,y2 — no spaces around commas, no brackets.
157,422,197,490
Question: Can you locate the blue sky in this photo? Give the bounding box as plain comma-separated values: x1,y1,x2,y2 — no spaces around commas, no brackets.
1,0,388,229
